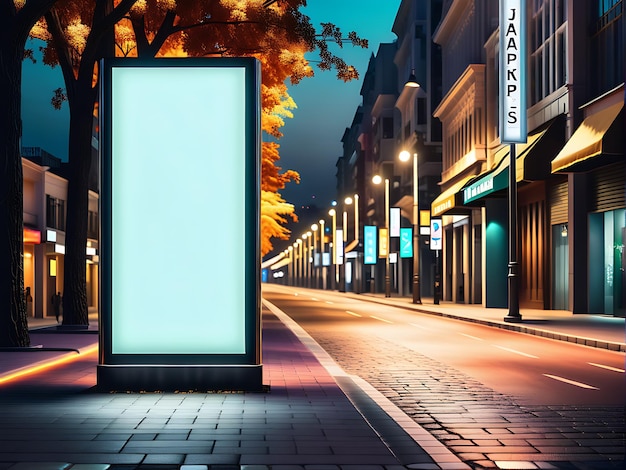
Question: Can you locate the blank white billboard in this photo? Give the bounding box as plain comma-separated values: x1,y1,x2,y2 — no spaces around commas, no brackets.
100,59,260,359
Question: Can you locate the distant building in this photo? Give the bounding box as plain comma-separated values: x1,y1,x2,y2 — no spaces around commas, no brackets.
22,149,99,318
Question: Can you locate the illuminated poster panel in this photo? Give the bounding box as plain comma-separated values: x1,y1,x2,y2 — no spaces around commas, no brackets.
399,228,413,258
99,58,261,391
499,0,527,143
430,219,442,250
390,208,400,237
364,226,377,264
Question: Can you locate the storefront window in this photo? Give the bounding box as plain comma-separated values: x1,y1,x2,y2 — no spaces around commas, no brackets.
588,209,625,316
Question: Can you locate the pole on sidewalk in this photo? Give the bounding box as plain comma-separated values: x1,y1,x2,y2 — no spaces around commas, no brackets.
504,143,522,322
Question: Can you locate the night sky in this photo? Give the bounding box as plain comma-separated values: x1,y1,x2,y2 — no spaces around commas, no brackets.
20,1,401,209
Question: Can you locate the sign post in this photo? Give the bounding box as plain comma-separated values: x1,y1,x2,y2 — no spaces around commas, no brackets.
98,58,263,391
500,0,527,322
430,219,442,304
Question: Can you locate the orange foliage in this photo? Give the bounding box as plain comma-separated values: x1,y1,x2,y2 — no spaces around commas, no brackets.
33,0,366,256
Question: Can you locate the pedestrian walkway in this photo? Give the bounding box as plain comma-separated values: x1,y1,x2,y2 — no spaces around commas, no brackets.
339,291,625,352
0,308,467,470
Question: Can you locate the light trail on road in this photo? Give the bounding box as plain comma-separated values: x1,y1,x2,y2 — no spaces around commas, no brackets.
543,373,599,389
587,362,625,373
370,315,393,324
492,344,540,359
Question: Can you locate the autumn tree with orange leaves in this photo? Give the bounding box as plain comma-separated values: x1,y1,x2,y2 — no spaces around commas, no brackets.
25,0,366,327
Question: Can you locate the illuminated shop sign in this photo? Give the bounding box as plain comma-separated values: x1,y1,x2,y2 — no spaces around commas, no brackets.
464,177,494,203
499,0,527,143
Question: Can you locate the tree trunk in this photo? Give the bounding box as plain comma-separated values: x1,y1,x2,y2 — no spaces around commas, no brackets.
61,88,96,326
0,32,30,347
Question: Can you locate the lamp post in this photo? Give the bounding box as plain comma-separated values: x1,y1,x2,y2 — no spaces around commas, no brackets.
291,243,297,286
399,150,421,304
297,239,303,287
345,194,360,293
319,219,325,289
328,208,337,290
304,232,312,287
310,225,318,288
373,174,391,297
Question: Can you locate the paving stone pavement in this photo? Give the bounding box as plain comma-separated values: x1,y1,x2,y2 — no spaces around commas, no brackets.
311,333,626,470
0,310,452,470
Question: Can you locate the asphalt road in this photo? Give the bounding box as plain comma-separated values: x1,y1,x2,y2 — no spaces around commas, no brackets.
263,284,626,469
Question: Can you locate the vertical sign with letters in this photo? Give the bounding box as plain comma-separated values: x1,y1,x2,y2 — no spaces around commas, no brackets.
500,0,527,143
364,226,377,265
399,228,413,258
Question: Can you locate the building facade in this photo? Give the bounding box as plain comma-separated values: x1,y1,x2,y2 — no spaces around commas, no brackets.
429,0,624,316
22,149,99,319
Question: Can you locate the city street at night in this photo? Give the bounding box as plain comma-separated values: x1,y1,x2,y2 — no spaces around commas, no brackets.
0,287,623,470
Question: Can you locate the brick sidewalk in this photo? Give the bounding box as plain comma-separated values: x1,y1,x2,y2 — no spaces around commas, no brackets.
0,307,463,470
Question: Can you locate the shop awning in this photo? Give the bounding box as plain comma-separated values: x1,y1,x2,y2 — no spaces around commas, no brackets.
431,174,477,217
551,101,623,173
463,118,564,205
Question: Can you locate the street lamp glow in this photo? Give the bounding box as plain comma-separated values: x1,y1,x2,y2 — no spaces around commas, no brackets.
372,174,382,185
399,150,411,162
328,208,336,217
344,196,353,205
311,224,318,232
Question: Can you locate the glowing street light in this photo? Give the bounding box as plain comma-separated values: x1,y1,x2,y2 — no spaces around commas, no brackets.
328,208,337,290
373,174,391,298
399,150,421,304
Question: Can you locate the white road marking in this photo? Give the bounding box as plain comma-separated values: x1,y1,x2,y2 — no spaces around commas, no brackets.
588,362,625,373
459,333,484,341
543,374,599,390
345,310,362,317
493,345,539,359
325,301,335,305
311,297,319,301
409,323,430,330
370,315,393,324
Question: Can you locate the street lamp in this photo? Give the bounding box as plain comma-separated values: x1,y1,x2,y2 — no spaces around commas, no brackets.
310,225,317,288
405,69,420,88
319,219,325,289
344,194,361,293
303,232,311,287
328,208,337,290
296,239,303,287
292,241,298,286
373,174,391,298
399,150,421,304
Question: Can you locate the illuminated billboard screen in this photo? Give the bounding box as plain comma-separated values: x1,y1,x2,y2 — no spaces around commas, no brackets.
98,58,261,389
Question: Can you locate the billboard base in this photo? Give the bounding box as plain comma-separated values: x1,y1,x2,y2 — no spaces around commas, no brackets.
97,364,264,392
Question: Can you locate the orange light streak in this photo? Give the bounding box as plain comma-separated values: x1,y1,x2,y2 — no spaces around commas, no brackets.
0,344,98,385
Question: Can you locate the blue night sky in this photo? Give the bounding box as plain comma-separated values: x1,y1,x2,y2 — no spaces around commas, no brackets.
21,1,401,208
